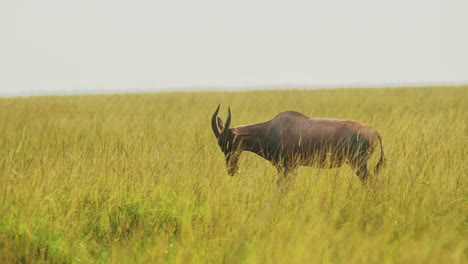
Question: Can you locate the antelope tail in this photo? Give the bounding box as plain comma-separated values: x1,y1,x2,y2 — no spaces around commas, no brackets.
374,132,386,174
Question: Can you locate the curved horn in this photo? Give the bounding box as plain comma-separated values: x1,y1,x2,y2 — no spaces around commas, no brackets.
222,107,231,134
211,104,221,138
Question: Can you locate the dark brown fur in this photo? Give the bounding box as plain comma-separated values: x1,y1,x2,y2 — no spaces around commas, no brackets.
212,105,385,182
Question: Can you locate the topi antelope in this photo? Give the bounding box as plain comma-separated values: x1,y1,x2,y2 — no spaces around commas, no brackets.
211,105,385,182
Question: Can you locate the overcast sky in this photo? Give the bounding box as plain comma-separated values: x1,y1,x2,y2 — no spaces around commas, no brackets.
1,0,467,96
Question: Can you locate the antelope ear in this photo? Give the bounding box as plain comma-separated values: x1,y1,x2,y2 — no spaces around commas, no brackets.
217,117,224,130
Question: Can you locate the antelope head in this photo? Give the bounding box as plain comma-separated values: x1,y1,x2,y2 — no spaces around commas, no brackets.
211,105,240,176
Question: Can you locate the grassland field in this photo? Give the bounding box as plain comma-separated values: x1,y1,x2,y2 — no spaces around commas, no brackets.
0,86,466,263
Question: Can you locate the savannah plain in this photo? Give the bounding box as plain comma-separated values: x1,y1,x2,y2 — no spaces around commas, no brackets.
0,87,466,263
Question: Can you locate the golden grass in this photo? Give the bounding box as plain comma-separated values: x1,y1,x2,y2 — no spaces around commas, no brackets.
0,86,466,263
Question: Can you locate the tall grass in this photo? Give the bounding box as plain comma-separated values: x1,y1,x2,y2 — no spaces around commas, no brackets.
0,87,466,263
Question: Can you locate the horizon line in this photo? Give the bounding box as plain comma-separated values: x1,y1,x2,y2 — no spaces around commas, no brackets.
1,81,467,98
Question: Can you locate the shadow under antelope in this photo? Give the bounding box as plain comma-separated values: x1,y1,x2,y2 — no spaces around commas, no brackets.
211,105,385,183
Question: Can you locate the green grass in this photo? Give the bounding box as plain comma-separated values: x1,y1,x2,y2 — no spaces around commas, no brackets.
0,86,466,263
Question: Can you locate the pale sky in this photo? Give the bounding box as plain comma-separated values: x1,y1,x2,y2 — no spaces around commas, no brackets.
1,0,467,96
